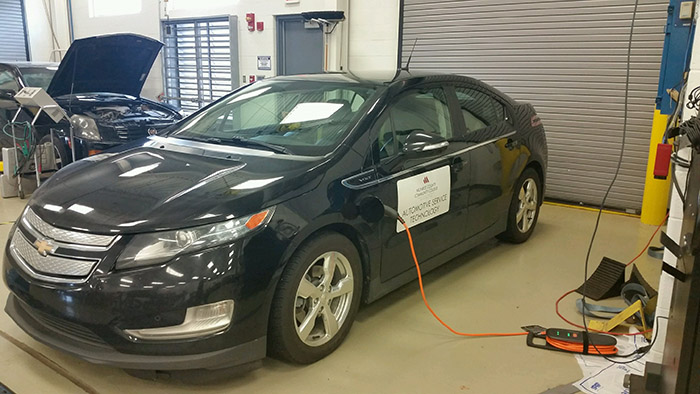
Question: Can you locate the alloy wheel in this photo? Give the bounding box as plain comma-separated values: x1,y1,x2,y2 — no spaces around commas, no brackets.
516,178,538,233
294,251,354,347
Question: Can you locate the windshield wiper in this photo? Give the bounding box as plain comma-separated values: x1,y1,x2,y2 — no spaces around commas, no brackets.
224,136,292,155
179,136,225,144
177,135,291,155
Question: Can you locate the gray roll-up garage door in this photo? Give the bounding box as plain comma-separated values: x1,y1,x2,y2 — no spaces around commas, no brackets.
401,0,667,210
0,0,29,61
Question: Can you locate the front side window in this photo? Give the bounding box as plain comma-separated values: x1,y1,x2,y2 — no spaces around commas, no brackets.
454,87,505,133
171,80,380,156
377,87,452,159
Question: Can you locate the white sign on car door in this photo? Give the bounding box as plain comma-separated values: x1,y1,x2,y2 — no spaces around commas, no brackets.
396,165,451,232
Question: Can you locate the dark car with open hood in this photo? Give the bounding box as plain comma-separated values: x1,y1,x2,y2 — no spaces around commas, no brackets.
3,72,547,373
2,34,181,168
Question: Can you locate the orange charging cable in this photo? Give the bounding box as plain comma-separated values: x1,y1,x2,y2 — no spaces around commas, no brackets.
546,336,618,355
401,209,667,339
401,220,528,337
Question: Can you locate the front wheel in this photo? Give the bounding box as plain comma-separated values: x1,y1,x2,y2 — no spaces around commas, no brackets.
268,232,362,364
498,167,541,243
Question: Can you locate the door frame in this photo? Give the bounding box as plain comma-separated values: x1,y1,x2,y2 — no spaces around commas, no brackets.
276,14,322,76
276,14,302,76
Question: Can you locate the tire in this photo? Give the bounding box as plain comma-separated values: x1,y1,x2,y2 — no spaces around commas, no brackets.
268,232,362,364
39,135,68,170
498,167,541,244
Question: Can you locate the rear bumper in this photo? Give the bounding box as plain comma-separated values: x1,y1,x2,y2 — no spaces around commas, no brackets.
5,294,266,370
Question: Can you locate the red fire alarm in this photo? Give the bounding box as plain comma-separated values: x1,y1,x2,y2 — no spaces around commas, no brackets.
256,21,264,31
249,75,256,83
245,13,255,32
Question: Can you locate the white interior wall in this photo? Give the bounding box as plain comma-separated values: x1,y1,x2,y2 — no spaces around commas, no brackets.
29,0,401,100
24,0,71,62
162,0,341,80
69,0,163,100
347,0,400,80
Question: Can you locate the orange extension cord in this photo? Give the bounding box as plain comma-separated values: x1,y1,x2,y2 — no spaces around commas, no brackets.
401,221,527,337
546,336,618,355
401,211,669,340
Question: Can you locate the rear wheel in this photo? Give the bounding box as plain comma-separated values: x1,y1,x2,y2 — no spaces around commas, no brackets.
498,167,541,243
268,232,362,364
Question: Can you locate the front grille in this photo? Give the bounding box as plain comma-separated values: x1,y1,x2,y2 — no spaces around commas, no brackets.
18,300,108,348
10,209,119,283
10,231,98,277
23,209,115,246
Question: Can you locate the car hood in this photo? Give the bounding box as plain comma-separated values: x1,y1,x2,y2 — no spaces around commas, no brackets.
28,139,325,234
46,34,163,98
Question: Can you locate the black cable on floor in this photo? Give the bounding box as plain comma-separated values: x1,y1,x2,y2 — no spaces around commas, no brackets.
579,0,660,364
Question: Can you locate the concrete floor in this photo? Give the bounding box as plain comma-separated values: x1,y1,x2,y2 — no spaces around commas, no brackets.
0,197,664,393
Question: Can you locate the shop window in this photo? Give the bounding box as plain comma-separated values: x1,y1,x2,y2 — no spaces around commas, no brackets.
162,17,232,114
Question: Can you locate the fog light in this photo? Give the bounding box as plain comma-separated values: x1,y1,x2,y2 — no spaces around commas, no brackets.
124,300,234,341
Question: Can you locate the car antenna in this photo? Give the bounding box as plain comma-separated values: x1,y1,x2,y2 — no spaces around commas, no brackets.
401,39,418,72
68,49,78,114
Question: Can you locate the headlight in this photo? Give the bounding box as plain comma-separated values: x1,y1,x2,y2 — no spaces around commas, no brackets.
70,115,101,141
115,207,275,270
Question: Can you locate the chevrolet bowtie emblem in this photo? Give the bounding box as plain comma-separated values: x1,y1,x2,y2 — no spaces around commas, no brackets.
34,239,55,256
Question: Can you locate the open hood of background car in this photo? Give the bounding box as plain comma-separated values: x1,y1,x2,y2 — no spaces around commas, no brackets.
47,33,163,98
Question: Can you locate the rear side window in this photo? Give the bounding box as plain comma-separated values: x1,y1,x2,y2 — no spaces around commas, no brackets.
376,87,452,159
454,87,506,132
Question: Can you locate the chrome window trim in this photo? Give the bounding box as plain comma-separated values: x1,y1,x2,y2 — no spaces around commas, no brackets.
341,132,516,190
9,230,99,284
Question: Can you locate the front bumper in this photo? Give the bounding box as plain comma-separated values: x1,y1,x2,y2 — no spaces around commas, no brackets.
2,227,286,370
5,294,265,370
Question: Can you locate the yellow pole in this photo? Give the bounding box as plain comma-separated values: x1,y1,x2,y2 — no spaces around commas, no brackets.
640,109,672,224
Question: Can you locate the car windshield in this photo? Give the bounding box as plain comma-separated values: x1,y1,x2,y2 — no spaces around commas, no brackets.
18,67,57,91
170,79,381,156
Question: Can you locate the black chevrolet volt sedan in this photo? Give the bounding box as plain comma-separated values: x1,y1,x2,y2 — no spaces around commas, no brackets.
3,72,547,371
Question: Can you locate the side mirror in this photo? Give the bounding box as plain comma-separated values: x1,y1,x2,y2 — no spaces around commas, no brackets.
402,130,449,157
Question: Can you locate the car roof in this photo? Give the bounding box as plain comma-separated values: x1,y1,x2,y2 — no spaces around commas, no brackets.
270,70,458,85
269,71,515,104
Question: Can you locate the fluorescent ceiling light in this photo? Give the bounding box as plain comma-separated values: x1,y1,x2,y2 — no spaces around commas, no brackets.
43,204,63,212
67,204,94,215
118,220,148,227
119,163,160,178
231,177,283,190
